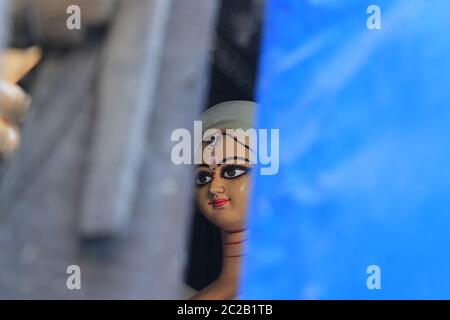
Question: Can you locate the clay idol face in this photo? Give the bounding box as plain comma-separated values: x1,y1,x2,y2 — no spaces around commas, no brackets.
194,131,254,231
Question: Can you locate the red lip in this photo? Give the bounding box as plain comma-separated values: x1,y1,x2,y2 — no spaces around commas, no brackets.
209,198,230,207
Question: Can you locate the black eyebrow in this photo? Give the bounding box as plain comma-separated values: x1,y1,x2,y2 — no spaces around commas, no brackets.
195,157,250,169
222,156,251,163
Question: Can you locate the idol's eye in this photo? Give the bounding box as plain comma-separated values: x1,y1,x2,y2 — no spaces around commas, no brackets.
196,172,212,186
222,165,248,179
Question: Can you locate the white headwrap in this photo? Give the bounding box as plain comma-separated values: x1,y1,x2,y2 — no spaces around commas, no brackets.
201,100,256,132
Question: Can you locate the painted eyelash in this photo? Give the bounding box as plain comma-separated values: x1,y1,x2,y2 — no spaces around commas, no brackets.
195,171,213,187
195,165,252,186
220,164,251,181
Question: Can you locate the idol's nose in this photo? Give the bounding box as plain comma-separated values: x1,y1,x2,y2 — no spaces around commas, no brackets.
209,174,225,197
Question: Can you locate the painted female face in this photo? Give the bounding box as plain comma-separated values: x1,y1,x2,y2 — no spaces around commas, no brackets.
194,131,254,231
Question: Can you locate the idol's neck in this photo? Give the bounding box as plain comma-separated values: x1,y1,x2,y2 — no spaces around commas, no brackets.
189,228,248,300
219,229,247,285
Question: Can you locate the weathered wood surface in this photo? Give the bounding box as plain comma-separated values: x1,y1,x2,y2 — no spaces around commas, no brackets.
132,0,219,298
0,0,8,50
80,0,173,237
0,45,100,298
0,0,218,298
28,0,118,46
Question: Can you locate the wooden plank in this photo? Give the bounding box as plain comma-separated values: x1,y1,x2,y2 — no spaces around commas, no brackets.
79,0,219,298
79,0,173,237
131,0,219,298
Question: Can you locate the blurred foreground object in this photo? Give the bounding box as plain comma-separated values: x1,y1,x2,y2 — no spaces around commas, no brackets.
1,47,42,83
12,0,117,47
0,47,41,159
0,0,218,299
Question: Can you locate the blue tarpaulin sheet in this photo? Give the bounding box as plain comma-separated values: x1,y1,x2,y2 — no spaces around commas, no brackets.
242,0,450,299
